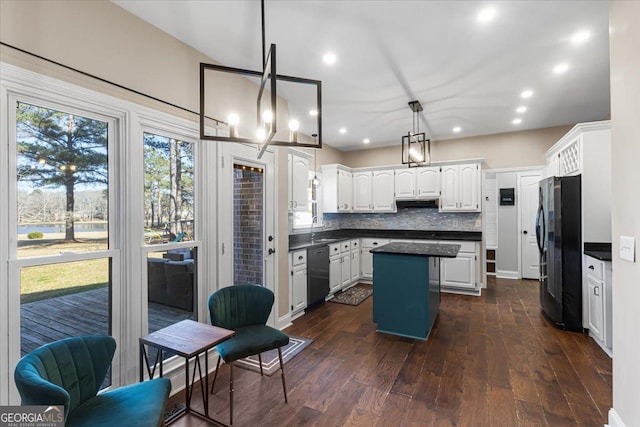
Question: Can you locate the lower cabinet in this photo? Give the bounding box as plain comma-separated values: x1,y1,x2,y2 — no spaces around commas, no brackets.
439,241,480,295
584,255,612,355
289,250,307,319
329,256,342,295
360,238,390,280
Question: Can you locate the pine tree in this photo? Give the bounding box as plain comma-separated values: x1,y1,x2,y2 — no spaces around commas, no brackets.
16,102,108,241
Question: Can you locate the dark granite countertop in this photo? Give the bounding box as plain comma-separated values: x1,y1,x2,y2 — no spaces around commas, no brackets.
370,242,460,258
289,229,481,251
584,242,612,262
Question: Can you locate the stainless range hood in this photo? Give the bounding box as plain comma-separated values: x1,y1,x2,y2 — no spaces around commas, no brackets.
396,199,439,209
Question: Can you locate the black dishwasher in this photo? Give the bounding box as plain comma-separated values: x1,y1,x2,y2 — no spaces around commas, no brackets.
307,246,330,307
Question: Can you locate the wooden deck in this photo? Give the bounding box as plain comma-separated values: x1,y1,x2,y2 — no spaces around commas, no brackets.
21,287,194,356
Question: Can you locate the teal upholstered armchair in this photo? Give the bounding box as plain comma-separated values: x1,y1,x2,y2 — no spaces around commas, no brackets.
14,335,171,427
208,284,289,425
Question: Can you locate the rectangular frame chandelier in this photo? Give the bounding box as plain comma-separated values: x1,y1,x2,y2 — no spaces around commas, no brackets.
199,1,322,158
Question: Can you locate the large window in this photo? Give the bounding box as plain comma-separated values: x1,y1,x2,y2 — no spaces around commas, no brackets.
14,101,114,386
143,131,197,339
143,132,194,244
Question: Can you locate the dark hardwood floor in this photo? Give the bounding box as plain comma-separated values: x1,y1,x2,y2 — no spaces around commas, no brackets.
169,277,612,426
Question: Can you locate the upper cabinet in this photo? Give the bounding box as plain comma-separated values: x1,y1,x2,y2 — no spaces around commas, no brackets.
395,166,440,200
288,152,309,212
352,170,395,212
371,170,395,212
544,120,611,243
440,163,481,212
352,171,372,211
322,160,481,214
322,164,353,213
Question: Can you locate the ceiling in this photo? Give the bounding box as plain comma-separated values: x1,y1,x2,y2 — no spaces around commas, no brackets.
113,0,610,151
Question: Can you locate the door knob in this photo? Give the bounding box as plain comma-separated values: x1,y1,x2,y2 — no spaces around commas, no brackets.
268,248,276,255
523,230,528,235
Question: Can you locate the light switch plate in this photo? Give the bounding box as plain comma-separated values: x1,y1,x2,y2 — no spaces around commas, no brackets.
620,235,635,262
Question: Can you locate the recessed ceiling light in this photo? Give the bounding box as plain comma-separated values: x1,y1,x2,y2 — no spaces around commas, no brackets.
309,109,318,116
512,118,522,125
521,89,534,98
571,30,591,44
323,52,337,65
516,106,527,113
553,63,569,74
453,127,461,133
477,7,497,23
363,138,370,144
339,128,347,134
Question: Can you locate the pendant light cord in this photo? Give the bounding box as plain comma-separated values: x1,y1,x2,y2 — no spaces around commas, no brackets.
261,0,266,66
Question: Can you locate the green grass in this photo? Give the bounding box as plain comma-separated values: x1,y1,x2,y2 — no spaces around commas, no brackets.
19,239,110,304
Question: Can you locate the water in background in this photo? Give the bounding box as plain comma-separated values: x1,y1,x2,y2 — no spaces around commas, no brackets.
18,222,108,234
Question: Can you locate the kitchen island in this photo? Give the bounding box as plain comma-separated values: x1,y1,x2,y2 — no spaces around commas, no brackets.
371,242,460,340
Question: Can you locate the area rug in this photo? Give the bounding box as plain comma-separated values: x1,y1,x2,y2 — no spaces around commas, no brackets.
330,287,373,306
235,336,313,376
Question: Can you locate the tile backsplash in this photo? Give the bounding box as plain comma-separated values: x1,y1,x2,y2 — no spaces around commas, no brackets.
322,208,482,231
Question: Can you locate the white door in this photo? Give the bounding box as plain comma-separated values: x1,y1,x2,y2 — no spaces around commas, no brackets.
519,173,541,279
291,267,307,313
350,250,360,282
218,143,276,324
361,249,373,279
587,275,603,341
341,255,351,288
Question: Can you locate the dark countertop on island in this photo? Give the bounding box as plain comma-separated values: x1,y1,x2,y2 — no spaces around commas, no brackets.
584,242,612,261
370,242,460,258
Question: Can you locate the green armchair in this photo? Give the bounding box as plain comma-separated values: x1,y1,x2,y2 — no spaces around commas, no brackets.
14,335,171,427
208,284,289,425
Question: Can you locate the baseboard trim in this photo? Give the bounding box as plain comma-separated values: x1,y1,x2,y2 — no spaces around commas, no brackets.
277,313,292,331
496,270,519,279
607,408,625,427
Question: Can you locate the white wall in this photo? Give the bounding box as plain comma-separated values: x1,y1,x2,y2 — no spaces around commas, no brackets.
495,172,519,277
609,1,640,426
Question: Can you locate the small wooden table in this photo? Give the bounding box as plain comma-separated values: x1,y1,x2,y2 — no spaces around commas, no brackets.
139,319,234,425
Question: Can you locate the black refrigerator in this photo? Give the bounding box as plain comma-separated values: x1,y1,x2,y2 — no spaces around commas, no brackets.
535,175,583,331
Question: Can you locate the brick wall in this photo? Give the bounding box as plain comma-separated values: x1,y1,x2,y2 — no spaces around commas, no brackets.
233,166,263,285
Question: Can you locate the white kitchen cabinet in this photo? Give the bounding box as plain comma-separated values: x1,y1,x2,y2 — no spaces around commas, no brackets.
584,254,612,355
352,170,394,212
371,170,396,212
349,239,360,285
439,163,481,212
322,164,353,212
439,240,481,295
352,171,372,211
544,121,611,244
289,250,307,319
586,274,603,341
441,253,476,289
395,166,440,200
360,238,390,280
395,169,416,199
329,256,342,295
288,152,309,212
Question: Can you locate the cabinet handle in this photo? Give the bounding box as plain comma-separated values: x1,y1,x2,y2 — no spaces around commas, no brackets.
298,256,304,260
594,286,600,296
588,265,594,270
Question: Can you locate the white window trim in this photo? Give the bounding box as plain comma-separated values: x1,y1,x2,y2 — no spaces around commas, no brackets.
0,62,216,401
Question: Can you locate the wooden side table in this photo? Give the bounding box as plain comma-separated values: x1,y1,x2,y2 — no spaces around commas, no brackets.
139,319,234,426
